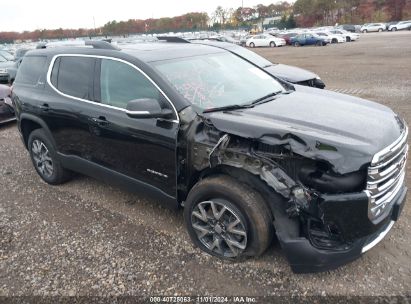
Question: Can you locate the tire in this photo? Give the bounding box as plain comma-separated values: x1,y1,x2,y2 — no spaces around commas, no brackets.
378,28,383,32
184,175,273,260
249,42,255,48
293,41,300,47
331,38,337,43
346,36,351,42
269,41,276,47
392,27,397,32
362,30,367,33
316,41,322,46
28,129,71,185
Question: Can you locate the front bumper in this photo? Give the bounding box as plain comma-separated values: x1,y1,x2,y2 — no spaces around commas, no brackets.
277,184,407,273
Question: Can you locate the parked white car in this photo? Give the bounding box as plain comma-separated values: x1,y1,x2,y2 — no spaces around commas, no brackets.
388,20,411,31
360,23,385,33
246,34,286,48
329,29,360,42
315,31,345,43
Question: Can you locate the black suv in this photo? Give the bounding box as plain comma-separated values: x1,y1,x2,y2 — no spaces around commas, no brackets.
12,41,407,273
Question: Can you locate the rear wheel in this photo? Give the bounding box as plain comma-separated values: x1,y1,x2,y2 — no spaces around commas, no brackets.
392,27,397,31
184,175,273,260
293,41,300,47
316,41,322,46
378,28,383,32
249,42,255,48
28,129,71,185
269,41,276,47
331,38,338,43
346,36,351,42
363,29,367,33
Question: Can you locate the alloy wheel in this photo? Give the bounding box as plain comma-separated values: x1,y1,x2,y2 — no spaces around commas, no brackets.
191,199,247,258
31,139,54,178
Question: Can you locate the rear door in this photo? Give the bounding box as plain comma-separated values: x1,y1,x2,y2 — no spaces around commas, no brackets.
41,55,98,159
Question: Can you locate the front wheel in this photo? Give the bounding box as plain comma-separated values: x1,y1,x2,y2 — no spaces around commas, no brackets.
249,42,255,48
316,41,323,46
293,41,300,47
184,175,273,260
346,36,351,42
392,27,397,31
269,41,276,47
363,30,367,33
378,28,383,32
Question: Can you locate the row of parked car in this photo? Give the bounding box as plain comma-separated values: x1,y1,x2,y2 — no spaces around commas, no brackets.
239,27,360,48
360,20,411,32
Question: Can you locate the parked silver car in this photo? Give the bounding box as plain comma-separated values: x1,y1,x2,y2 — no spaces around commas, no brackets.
388,20,411,31
360,23,385,33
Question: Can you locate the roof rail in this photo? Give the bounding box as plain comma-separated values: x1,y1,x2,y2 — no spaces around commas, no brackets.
157,36,190,43
85,40,119,50
36,40,119,50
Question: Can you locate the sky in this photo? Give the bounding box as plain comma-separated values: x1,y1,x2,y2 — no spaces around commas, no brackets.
0,0,283,32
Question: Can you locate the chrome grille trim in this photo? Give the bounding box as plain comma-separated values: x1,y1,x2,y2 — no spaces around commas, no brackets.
371,127,408,166
365,126,408,221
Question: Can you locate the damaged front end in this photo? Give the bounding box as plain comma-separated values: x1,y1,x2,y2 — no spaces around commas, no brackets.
178,106,407,273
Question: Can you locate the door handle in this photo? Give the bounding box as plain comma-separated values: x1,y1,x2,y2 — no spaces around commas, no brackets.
90,116,109,126
39,103,49,111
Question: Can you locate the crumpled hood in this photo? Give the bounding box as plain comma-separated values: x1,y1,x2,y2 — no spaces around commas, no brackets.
265,64,319,83
204,85,405,174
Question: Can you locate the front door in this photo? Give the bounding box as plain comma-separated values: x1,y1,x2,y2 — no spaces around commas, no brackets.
88,57,179,197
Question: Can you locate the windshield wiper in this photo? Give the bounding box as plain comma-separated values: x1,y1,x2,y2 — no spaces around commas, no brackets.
247,90,283,106
203,103,253,113
203,90,293,114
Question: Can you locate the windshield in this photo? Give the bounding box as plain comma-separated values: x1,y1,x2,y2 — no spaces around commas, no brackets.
152,52,284,111
0,51,14,61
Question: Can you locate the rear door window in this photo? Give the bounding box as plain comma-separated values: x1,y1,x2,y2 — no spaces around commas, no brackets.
51,56,95,100
15,56,47,85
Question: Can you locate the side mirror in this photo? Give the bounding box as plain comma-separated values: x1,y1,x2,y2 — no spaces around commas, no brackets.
126,98,173,119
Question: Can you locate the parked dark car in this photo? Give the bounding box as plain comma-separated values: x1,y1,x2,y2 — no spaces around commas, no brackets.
191,40,325,89
12,41,408,273
0,84,15,124
337,24,357,32
291,33,329,46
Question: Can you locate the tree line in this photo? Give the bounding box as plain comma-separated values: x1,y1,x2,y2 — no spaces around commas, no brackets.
1,1,410,43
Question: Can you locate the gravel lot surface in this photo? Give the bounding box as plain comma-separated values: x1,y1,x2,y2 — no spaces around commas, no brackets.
1,31,411,298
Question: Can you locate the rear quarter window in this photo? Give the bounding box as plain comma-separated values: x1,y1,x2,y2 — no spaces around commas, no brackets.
15,56,47,85
50,56,95,100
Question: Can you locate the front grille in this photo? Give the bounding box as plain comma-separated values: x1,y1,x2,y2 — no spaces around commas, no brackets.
365,126,408,221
